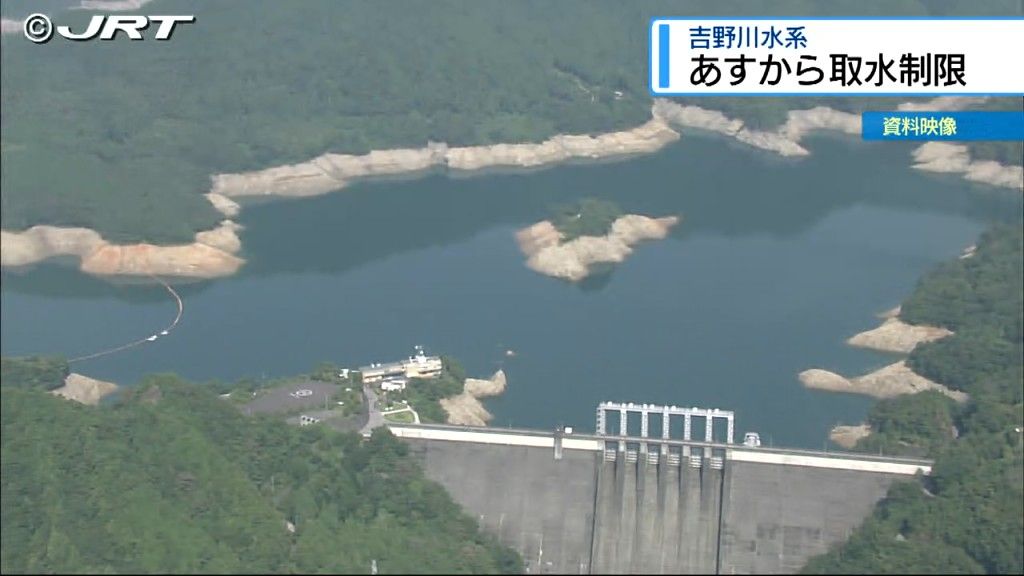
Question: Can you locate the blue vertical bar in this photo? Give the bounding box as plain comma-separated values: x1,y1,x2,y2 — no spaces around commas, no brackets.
658,23,670,89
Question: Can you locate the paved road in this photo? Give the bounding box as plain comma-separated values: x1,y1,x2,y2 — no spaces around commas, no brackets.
360,384,384,435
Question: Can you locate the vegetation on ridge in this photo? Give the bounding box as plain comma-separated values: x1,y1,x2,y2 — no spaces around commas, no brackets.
805,222,1024,574
2,1,1020,243
551,198,624,240
0,369,521,574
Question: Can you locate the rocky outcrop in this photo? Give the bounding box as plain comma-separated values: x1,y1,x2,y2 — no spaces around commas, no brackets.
653,100,859,158
212,121,679,199
896,97,988,112
204,193,241,218
447,119,678,170
847,315,953,354
829,424,871,449
516,214,679,282
654,98,1023,190
7,96,1016,278
211,145,447,199
777,107,861,143
1,226,105,266
441,369,507,427
464,369,507,397
800,361,967,402
6,116,674,277
912,142,1024,191
194,220,243,253
1,220,244,278
210,96,1015,200
650,101,744,136
80,241,242,278
51,373,118,405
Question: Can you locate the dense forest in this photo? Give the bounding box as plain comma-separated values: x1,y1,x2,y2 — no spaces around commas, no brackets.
804,223,1023,574
2,0,1020,242
0,355,69,390
0,370,521,574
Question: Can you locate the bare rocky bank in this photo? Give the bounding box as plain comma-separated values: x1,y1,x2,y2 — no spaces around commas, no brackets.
516,215,679,282
912,142,1024,191
209,118,679,199
51,373,118,405
653,98,1022,192
829,424,872,449
800,361,967,402
1,220,244,278
801,304,966,435
1,118,679,278
440,369,507,426
3,97,1018,279
846,310,953,354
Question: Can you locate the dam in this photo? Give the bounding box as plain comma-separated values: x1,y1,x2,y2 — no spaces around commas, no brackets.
388,402,931,574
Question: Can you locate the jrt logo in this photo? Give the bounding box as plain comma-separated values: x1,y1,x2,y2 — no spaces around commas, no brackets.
23,13,195,43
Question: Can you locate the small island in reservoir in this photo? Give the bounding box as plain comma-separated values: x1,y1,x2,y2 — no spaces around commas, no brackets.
516,198,679,282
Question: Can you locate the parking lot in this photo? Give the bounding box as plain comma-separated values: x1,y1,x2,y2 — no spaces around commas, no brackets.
242,380,339,415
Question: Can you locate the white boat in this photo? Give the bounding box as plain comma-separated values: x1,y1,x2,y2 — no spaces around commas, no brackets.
146,335,158,342
160,330,169,335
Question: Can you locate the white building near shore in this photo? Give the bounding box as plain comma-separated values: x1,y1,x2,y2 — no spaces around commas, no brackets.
381,377,408,392
359,346,443,383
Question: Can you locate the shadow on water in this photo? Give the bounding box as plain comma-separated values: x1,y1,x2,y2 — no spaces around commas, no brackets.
1,264,179,303
576,266,617,293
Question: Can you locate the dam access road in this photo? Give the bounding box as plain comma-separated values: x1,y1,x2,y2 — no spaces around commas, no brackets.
387,422,930,574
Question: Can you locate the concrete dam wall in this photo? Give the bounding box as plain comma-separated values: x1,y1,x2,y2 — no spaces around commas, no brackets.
718,460,899,574
397,426,929,574
590,454,724,574
406,440,598,573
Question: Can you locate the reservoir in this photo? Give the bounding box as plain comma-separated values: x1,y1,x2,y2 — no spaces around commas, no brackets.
2,134,1018,447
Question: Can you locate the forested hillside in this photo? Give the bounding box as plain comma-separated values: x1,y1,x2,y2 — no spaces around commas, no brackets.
0,355,68,390
804,223,1024,574
0,373,521,574
2,0,1020,242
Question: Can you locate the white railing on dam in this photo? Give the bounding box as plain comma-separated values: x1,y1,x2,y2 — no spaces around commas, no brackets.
388,424,603,452
387,423,932,476
728,448,931,475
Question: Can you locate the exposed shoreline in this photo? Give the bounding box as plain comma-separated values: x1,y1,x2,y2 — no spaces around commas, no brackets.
829,424,871,449
2,97,1019,279
51,372,118,405
800,360,967,402
654,98,1022,191
801,304,966,403
209,117,679,200
516,214,679,282
911,142,1024,190
440,369,507,426
1,220,244,279
846,307,953,354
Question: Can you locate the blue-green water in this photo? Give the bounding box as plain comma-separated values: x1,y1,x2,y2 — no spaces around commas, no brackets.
2,135,1018,447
